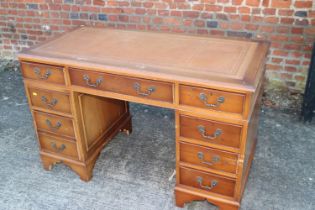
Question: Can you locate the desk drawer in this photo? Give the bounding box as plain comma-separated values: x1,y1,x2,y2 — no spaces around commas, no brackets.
69,68,174,103
180,167,235,197
38,132,78,159
179,85,245,115
179,115,242,149
180,142,238,174
28,88,71,114
34,111,75,138
21,62,65,85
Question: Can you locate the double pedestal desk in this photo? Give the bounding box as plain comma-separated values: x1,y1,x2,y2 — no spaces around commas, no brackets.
18,27,269,210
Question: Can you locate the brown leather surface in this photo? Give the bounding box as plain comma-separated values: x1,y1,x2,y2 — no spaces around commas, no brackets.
19,27,268,91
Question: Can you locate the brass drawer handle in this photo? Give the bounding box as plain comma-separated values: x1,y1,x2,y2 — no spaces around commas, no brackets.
197,176,218,191
199,93,224,108
41,96,58,108
83,74,103,88
197,152,220,166
197,125,222,140
33,67,51,80
50,142,66,153
45,119,62,130
133,82,156,96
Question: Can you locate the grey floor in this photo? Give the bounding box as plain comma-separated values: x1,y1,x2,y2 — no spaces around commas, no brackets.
0,70,314,210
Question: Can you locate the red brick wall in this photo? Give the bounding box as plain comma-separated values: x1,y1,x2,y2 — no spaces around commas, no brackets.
1,0,314,92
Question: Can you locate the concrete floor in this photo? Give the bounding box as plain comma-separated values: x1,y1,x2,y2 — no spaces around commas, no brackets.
0,70,314,210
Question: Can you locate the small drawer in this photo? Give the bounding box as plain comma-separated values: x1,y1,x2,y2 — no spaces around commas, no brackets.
69,68,174,103
38,132,78,159
179,115,242,149
34,111,75,138
180,167,236,197
179,142,238,174
21,62,65,85
179,85,245,115
28,88,71,114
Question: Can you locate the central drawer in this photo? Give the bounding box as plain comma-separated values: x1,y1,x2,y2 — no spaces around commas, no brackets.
69,68,174,103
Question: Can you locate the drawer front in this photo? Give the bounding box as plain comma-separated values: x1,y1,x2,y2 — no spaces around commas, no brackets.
180,167,235,197
38,132,78,159
28,88,71,114
179,85,245,114
21,62,65,85
179,115,242,149
34,111,75,138
180,142,238,174
69,68,174,103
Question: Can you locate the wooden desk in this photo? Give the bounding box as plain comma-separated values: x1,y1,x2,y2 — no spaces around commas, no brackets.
18,27,269,210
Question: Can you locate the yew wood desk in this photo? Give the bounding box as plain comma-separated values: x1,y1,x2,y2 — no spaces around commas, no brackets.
18,27,269,210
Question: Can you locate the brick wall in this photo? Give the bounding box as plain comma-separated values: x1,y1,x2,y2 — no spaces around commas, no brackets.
1,0,314,92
